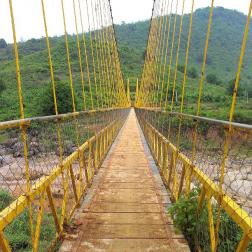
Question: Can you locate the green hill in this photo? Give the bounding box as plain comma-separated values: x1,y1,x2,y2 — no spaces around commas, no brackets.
0,7,251,123
115,7,252,85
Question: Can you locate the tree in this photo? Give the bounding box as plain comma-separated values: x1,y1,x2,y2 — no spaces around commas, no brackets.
40,81,75,115
206,73,219,84
178,65,185,73
0,39,7,49
226,78,244,97
0,79,6,95
187,67,198,79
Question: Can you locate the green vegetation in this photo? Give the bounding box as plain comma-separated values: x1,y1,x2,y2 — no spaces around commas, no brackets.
0,79,6,96
0,39,7,49
169,189,252,251
0,190,56,251
206,73,221,85
40,81,75,115
0,7,251,123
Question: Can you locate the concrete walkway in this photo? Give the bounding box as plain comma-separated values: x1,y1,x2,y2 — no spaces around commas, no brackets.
60,109,189,252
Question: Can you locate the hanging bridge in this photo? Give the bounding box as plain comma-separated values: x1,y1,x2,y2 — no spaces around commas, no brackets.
0,0,251,251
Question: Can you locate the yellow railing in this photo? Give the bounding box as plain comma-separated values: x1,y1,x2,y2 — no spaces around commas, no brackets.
136,108,252,251
0,108,129,251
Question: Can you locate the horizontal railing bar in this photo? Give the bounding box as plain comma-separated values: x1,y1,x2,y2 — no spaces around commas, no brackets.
137,107,252,130
0,107,126,130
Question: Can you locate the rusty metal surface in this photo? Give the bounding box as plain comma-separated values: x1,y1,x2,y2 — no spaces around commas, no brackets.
59,109,190,252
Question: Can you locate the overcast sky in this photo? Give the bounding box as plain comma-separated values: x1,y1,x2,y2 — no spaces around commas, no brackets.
0,0,250,43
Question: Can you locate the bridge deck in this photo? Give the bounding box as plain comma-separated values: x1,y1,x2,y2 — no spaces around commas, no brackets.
59,109,189,251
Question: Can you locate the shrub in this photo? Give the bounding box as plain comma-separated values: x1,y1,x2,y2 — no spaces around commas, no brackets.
40,81,75,115
206,73,219,84
0,190,13,211
226,78,244,97
178,65,185,73
0,39,7,49
187,67,198,79
168,188,252,251
0,190,56,251
0,79,6,96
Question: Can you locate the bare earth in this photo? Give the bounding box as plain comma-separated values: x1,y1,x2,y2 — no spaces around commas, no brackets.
59,109,190,252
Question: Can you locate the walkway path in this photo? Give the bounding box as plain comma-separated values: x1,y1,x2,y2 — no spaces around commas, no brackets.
60,109,189,251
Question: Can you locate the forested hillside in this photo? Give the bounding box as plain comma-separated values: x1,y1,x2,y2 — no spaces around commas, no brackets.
0,7,251,123
115,7,252,87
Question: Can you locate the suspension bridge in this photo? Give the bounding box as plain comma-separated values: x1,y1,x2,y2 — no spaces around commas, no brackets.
0,0,251,251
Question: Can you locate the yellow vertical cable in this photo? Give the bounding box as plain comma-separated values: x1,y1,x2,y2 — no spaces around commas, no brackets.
141,1,156,106
143,0,160,107
100,0,113,107
107,17,121,106
73,0,86,110
180,0,194,114
176,0,194,146
105,0,120,107
90,0,102,108
164,0,179,110
196,0,214,116
105,2,116,106
107,12,122,106
154,0,170,107
85,0,98,109
145,1,161,106
99,0,112,108
149,0,163,107
41,1,68,237
170,0,185,111
103,1,115,107
77,0,94,110
187,0,215,194
152,0,166,107
61,0,76,112
155,0,170,107
214,1,252,250
160,0,174,107
97,0,110,107
8,0,34,246
95,0,107,107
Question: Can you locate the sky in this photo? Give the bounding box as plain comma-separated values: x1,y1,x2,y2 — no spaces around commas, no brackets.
0,0,250,43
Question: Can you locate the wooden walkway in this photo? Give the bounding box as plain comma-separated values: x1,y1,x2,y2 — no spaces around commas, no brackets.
60,109,189,252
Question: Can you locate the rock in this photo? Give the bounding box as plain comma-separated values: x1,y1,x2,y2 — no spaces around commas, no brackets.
247,174,252,181
0,156,4,166
12,142,23,157
3,138,18,148
29,142,40,156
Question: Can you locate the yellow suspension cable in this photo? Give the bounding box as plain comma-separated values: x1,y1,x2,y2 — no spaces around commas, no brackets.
152,0,166,107
8,0,34,247
77,0,94,110
155,0,171,108
98,0,111,107
159,0,174,108
145,0,161,107
215,1,252,250
187,0,215,195
149,0,163,107
170,0,186,111
73,0,86,110
90,0,102,108
85,0,98,109
61,0,76,112
164,0,179,110
95,0,107,107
